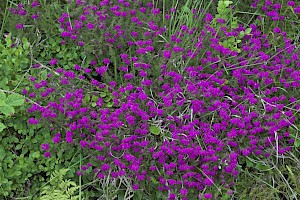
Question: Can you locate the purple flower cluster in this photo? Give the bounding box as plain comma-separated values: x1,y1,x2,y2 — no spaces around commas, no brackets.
15,0,300,199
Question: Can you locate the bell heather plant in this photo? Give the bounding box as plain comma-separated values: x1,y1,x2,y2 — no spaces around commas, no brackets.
2,0,300,199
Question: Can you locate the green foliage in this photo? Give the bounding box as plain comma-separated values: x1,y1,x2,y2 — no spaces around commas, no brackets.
0,33,30,90
149,125,160,135
40,168,83,200
0,91,25,117
34,35,91,70
211,0,252,53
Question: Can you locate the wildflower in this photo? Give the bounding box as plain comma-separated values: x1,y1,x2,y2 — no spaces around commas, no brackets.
28,117,39,124
86,22,95,29
180,188,188,196
103,58,110,65
44,152,51,158
287,1,295,7
132,184,139,190
49,58,57,65
204,193,213,199
41,143,50,151
124,73,134,80
78,41,85,46
31,0,39,7
16,23,24,30
295,6,300,13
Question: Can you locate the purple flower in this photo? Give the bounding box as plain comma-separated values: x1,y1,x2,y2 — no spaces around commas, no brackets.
180,188,188,196
204,193,213,199
78,41,85,46
52,134,61,143
86,22,95,29
49,58,58,65
287,1,295,7
16,23,24,30
124,73,134,80
31,0,39,7
295,6,300,13
103,58,110,65
41,143,50,151
28,117,39,125
74,64,81,71
83,68,91,74
132,184,139,190
101,163,110,171
44,152,51,158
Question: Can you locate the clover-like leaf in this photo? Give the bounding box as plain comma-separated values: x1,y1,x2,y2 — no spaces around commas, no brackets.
150,125,160,135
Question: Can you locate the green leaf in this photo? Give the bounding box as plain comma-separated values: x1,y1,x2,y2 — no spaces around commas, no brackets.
0,91,6,100
245,28,252,34
150,126,160,135
224,1,233,7
106,101,113,108
83,94,90,103
0,147,6,161
92,95,98,102
22,37,29,50
15,144,23,150
6,93,25,107
246,158,254,168
0,99,6,106
103,96,112,103
5,33,12,47
99,92,107,97
31,152,40,159
150,176,159,184
0,122,6,132
0,105,14,116
40,70,48,80
294,139,300,148
255,163,271,171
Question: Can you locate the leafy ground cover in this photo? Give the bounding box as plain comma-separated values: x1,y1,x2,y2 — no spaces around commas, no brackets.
0,0,300,199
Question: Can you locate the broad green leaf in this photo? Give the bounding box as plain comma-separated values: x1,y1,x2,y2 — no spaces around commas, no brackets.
245,28,252,34
83,94,90,103
0,147,6,161
100,92,107,97
0,105,14,116
92,95,98,102
294,139,300,148
246,158,254,168
12,171,22,177
31,152,40,159
103,96,112,102
106,101,113,108
0,99,6,106
40,70,48,80
15,144,23,150
0,122,6,132
6,93,25,107
150,126,160,135
0,91,6,100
